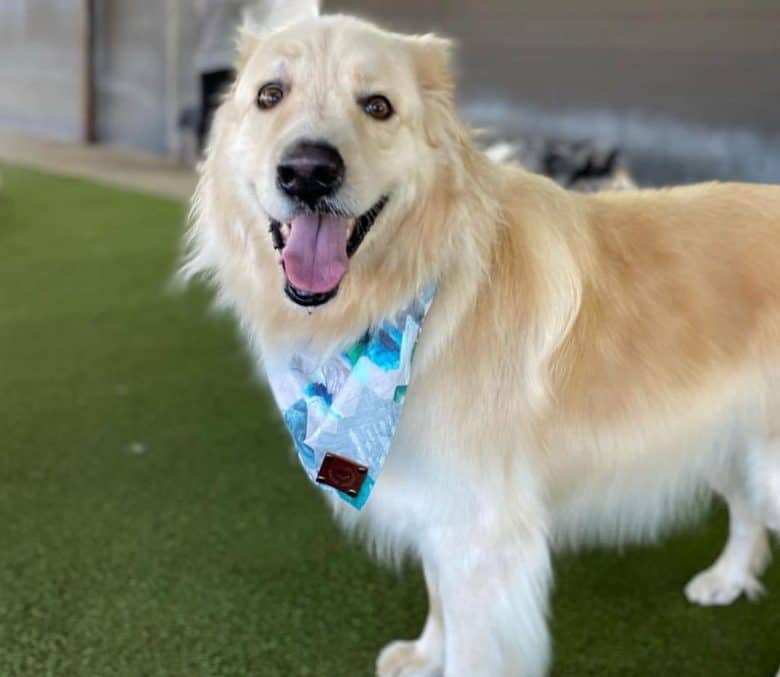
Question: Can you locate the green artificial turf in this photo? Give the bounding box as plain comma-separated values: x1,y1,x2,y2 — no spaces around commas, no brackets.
0,164,778,677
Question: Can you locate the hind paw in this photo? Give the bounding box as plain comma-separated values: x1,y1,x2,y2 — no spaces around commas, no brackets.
377,640,443,677
684,566,765,606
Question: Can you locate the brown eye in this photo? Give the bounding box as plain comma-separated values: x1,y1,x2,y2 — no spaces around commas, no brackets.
257,83,285,110
363,95,394,121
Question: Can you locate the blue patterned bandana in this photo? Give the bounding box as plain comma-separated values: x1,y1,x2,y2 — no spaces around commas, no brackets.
265,286,435,509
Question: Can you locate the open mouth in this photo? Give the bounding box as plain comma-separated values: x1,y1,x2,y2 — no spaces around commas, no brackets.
270,196,388,308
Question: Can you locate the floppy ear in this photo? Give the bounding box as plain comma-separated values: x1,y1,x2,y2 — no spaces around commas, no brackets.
407,35,465,150
236,0,321,68
408,34,455,95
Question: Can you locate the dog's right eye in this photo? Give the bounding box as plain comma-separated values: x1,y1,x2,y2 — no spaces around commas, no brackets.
257,83,285,110
362,95,394,121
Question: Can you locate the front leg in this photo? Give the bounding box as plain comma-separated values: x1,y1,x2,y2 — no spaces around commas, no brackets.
435,522,552,677
377,563,445,677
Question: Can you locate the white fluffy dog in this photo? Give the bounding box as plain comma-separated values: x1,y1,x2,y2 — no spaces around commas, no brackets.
183,2,780,674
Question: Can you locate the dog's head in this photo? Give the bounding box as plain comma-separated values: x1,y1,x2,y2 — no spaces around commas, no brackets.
191,0,470,321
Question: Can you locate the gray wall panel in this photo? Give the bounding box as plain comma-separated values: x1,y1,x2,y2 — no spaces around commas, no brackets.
331,0,780,134
0,0,84,141
0,1,777,160
93,0,168,153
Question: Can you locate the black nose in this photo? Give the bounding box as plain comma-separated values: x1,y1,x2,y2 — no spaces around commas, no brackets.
277,142,345,206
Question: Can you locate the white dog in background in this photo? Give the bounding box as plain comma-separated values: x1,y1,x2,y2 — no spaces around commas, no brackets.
183,1,780,674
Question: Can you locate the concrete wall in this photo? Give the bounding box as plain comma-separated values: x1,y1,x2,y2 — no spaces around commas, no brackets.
93,1,168,153
332,0,780,135
0,0,85,142
0,1,778,170
0,0,196,153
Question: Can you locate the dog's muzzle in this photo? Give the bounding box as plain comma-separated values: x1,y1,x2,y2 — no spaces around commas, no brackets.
270,196,389,308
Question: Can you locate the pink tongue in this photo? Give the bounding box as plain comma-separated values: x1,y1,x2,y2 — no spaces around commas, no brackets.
282,214,349,294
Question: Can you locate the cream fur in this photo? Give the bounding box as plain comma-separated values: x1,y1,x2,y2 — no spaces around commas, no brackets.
182,5,780,675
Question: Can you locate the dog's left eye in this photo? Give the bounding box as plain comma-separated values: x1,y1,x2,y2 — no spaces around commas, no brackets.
362,95,394,121
257,83,285,110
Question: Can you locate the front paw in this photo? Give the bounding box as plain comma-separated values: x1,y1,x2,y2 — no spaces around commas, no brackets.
377,640,443,677
684,566,764,606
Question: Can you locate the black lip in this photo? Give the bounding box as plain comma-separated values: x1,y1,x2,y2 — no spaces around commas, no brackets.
284,282,340,308
270,196,389,308
346,195,388,257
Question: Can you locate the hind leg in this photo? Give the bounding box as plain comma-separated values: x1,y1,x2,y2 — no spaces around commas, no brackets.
685,458,771,607
755,439,780,534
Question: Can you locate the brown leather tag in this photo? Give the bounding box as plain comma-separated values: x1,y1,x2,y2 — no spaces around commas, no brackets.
316,453,368,498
